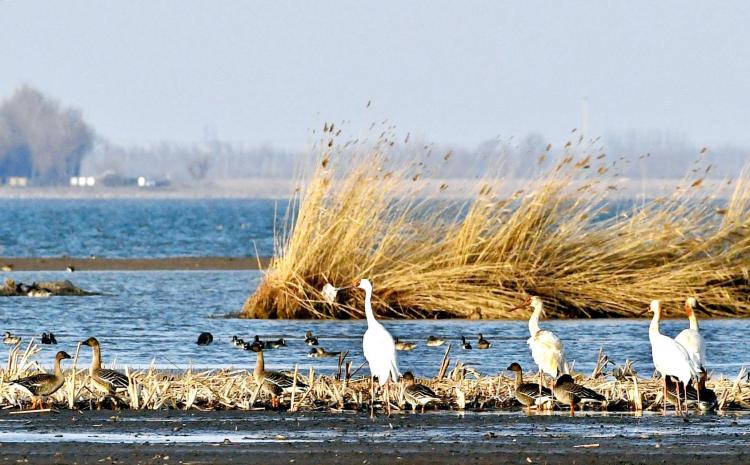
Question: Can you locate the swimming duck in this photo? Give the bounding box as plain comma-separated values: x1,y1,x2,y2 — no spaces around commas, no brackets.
394,338,417,351
307,347,342,358
41,332,57,345
252,335,266,349
66,265,75,273
461,336,472,350
196,332,213,346
81,337,129,397
10,351,71,410
426,335,445,347
250,343,307,408
553,374,607,415
3,331,21,345
304,331,319,346
402,371,441,413
506,362,553,409
266,338,287,349
231,335,244,347
477,334,491,349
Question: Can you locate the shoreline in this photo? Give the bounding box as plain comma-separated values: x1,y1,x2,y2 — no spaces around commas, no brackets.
1,410,748,465
0,256,271,271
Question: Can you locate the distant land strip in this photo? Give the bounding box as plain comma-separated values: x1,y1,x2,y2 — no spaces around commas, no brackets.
0,257,272,271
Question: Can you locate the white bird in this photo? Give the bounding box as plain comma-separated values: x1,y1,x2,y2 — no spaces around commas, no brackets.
526,296,567,396
357,278,400,416
647,300,699,414
675,297,706,372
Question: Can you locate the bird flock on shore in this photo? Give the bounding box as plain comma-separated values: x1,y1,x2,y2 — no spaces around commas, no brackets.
3,278,718,417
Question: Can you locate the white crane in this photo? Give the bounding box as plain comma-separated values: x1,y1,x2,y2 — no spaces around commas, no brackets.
526,296,567,397
647,300,699,414
675,297,706,373
357,278,400,416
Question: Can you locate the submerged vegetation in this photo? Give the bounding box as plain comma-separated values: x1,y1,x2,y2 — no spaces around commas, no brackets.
242,128,750,320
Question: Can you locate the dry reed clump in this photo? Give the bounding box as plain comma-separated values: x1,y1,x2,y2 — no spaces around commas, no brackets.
242,133,750,319
1,343,749,412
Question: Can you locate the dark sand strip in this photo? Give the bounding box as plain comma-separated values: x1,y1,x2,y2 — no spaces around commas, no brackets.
0,256,271,271
0,410,747,465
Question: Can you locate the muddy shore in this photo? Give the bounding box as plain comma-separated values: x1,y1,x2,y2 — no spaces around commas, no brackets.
0,256,270,271
1,410,747,465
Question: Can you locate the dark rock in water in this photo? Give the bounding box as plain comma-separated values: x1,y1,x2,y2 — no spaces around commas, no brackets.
1,278,98,297
197,332,214,346
41,332,57,344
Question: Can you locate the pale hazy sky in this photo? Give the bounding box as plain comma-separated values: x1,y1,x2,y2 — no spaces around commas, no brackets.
1,1,749,149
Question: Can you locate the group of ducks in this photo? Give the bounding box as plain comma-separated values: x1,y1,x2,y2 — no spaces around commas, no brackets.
5,279,715,416
8,337,128,409
3,331,57,345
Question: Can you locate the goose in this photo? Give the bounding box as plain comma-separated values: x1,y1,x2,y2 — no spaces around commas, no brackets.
426,335,446,347
506,362,553,409
553,374,607,415
394,338,417,351
357,278,399,416
3,331,21,345
307,347,341,358
304,331,319,346
647,300,700,414
10,351,71,410
81,337,129,398
402,372,441,413
477,333,491,349
249,343,307,408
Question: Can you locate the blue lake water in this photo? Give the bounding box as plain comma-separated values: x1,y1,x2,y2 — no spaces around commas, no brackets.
0,199,284,258
1,270,747,379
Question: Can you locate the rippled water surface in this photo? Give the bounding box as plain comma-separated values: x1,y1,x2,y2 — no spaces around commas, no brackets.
1,270,748,378
0,199,283,258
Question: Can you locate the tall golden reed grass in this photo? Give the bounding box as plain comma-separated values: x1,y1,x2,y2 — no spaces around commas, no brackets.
242,130,750,319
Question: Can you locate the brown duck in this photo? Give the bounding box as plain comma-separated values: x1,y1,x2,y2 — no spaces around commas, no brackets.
250,343,307,408
81,337,129,396
402,371,441,413
507,362,553,409
10,351,71,409
553,374,606,415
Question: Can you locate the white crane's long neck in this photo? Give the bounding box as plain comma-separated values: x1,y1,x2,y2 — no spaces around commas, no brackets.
364,287,377,326
528,305,541,335
688,310,699,330
649,310,661,337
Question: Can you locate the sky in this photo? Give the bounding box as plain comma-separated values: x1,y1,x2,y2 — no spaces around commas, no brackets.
1,1,749,149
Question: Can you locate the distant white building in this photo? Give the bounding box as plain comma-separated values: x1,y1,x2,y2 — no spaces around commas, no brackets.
70,176,96,187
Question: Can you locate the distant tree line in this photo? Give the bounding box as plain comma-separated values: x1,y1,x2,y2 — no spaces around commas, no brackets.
0,86,93,185
1,86,748,185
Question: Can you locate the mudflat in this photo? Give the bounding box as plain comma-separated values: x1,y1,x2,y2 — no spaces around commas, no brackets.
0,410,747,465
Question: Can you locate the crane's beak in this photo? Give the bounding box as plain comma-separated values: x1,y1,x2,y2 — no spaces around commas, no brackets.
636,307,650,317
508,297,532,312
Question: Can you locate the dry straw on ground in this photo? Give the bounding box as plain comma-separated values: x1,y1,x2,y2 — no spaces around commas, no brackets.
242,130,750,319
1,343,748,412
